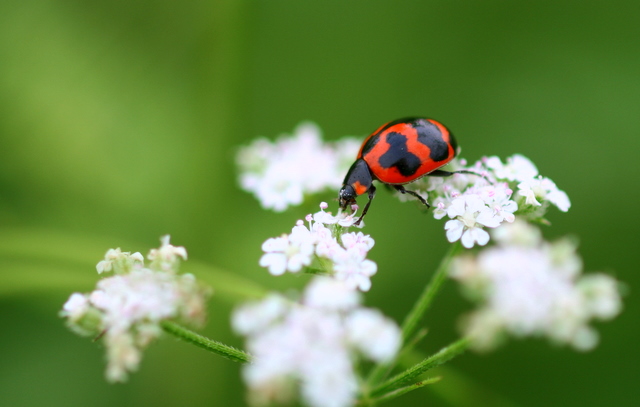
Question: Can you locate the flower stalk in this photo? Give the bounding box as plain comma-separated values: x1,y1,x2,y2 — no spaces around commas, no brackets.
369,337,470,399
161,321,252,364
401,242,462,341
368,376,441,405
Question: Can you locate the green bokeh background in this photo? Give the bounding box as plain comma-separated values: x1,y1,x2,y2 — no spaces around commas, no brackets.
1,1,638,406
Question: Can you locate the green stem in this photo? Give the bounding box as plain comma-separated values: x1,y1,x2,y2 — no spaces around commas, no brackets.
401,242,462,342
370,337,470,399
366,243,461,389
161,321,252,364
370,376,441,405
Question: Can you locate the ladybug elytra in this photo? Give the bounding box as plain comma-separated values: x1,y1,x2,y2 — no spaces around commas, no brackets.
339,117,477,225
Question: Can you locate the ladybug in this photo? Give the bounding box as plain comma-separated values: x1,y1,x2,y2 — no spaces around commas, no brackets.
339,117,477,225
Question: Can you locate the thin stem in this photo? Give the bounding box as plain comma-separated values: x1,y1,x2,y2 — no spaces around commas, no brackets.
161,321,252,364
401,242,462,342
370,337,470,399
370,376,441,405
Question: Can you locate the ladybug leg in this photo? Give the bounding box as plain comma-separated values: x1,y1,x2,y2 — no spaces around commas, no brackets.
354,185,376,226
428,169,472,177
392,185,430,208
428,169,491,183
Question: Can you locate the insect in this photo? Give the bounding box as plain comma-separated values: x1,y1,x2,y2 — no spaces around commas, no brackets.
339,117,478,225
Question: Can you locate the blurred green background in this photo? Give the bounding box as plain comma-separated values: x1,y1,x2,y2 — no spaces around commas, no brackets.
1,1,638,406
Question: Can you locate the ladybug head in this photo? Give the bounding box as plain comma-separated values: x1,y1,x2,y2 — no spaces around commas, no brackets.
338,184,357,209
339,159,372,210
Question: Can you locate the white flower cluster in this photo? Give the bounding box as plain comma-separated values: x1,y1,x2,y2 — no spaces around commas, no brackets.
260,202,377,291
233,277,401,407
450,221,621,351
400,154,571,248
237,122,361,212
60,236,208,382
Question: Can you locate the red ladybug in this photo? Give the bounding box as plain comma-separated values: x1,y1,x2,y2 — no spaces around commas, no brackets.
339,117,475,224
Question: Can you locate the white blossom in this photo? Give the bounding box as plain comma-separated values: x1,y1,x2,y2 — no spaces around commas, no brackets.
345,308,402,363
341,232,375,255
450,221,621,351
259,203,377,291
96,248,144,274
237,123,360,211
484,154,538,182
444,195,501,248
105,331,141,383
259,222,316,276
332,248,377,291
61,293,90,321
147,235,188,272
232,294,290,336
396,153,569,248
233,277,401,407
313,202,363,228
517,176,571,212
303,277,361,311
61,237,208,382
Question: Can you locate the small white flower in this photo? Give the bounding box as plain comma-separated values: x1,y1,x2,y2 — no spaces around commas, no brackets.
96,248,144,274
61,293,90,321
332,248,377,292
491,218,542,247
232,294,290,335
547,189,571,212
470,182,517,223
517,176,571,212
96,248,120,273
445,195,500,248
445,220,490,249
340,232,374,255
578,274,622,319
259,226,315,276
302,349,357,407
314,227,342,259
516,181,541,207
147,235,187,272
303,278,361,311
345,309,401,363
313,204,363,228
259,236,290,275
105,331,141,383
485,154,539,182
432,199,449,220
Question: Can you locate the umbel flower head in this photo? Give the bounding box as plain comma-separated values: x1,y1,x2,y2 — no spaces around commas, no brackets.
449,221,621,351
232,277,401,407
237,122,360,212
399,154,571,248
260,202,377,291
60,236,209,382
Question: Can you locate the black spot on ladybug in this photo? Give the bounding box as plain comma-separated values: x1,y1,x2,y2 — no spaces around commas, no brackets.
379,132,421,176
413,121,450,162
